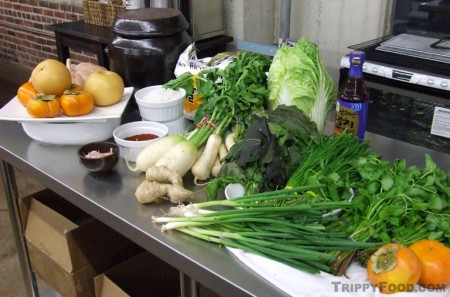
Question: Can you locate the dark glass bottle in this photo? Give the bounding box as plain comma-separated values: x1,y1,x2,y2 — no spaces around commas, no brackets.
334,51,369,141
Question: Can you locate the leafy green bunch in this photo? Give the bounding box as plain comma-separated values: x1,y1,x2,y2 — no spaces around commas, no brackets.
207,105,320,198
331,154,450,275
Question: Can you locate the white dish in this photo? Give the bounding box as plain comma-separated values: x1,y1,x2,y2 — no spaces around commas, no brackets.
22,119,121,145
113,121,169,162
135,85,186,122
224,183,246,200
143,115,188,136
0,87,133,123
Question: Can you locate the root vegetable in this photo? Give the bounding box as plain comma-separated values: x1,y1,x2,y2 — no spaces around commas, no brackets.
225,132,237,151
219,143,228,159
135,180,168,204
126,135,186,173
135,180,193,204
191,134,222,182
210,156,221,177
145,165,183,187
155,140,199,177
167,185,195,204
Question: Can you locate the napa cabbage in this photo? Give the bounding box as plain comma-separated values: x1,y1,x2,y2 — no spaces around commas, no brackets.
268,37,337,132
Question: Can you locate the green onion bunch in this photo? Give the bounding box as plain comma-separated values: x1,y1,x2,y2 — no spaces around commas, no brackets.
153,186,381,274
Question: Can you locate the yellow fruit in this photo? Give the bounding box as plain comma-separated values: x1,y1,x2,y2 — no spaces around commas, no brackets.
30,59,72,96
84,70,124,107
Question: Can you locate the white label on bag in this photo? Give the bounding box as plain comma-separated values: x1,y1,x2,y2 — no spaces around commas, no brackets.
431,106,450,138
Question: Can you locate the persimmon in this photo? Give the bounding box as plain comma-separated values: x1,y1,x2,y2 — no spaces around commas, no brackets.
367,243,422,294
17,81,38,106
60,91,94,116
410,239,450,288
26,94,60,118
68,83,84,93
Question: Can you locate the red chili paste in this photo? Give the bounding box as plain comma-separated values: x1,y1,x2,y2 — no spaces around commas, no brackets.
124,133,158,141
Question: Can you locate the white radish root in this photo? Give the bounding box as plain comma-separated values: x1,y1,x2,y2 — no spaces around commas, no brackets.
127,135,186,173
155,140,198,177
218,143,228,159
210,143,228,177
191,134,222,183
225,132,237,151
210,156,221,177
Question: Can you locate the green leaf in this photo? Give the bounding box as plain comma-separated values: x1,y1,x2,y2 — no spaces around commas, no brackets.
411,202,428,211
368,181,380,194
389,216,400,226
426,214,439,230
381,174,394,191
424,154,437,173
428,195,445,211
438,218,450,232
428,231,443,240
380,231,391,243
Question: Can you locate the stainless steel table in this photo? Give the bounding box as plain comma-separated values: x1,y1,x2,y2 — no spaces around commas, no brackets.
0,120,290,297
1,120,449,297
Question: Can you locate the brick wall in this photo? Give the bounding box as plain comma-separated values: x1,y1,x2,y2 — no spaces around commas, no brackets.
0,0,97,72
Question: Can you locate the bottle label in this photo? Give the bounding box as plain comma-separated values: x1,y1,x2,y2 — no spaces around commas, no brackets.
183,74,204,120
334,99,369,140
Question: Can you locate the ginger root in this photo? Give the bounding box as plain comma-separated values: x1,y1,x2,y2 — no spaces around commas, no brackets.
135,165,193,204
145,165,183,187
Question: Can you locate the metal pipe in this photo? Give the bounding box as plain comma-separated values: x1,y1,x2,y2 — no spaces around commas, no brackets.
1,161,40,297
279,0,291,43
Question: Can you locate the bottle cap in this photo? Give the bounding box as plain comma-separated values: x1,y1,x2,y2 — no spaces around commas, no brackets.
349,51,365,66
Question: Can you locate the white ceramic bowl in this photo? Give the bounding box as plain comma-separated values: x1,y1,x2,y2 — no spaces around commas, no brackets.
225,183,246,200
21,119,121,145
143,115,188,136
135,85,186,122
112,121,169,162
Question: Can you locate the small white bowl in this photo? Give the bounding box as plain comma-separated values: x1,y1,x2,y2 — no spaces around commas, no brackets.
143,115,188,136
225,183,246,200
135,85,186,122
113,121,169,162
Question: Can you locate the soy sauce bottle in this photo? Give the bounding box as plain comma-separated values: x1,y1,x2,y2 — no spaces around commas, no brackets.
334,51,369,141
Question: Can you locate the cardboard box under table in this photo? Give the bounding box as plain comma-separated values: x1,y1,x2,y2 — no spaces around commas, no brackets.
94,252,180,297
19,189,143,297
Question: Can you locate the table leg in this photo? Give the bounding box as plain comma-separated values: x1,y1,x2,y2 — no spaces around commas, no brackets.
54,32,70,64
179,272,199,297
97,45,109,69
1,161,40,297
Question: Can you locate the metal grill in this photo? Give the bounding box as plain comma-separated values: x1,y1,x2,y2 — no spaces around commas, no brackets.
348,36,450,77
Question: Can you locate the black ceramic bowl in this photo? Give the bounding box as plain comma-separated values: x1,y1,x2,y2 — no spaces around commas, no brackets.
77,141,119,174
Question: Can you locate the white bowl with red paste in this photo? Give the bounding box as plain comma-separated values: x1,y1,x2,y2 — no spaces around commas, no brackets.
113,121,169,162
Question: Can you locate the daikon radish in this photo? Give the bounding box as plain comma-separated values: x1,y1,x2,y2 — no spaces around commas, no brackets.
218,143,228,160
191,134,222,182
210,144,228,177
126,135,185,173
225,132,237,151
155,140,198,177
210,156,221,177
